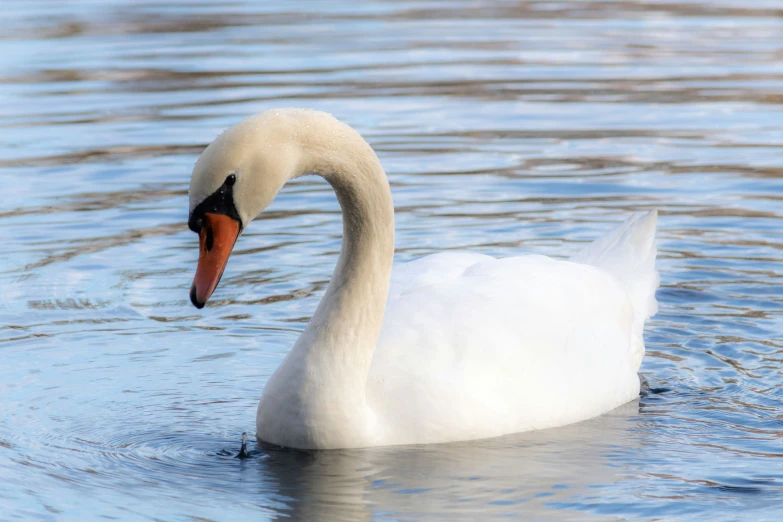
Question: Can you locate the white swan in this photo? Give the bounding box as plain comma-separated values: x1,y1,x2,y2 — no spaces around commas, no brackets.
187,109,659,450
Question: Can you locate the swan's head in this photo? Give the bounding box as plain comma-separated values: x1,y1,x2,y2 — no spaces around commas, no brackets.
187,110,305,308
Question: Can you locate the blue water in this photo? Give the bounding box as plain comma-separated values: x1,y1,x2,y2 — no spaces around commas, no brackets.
1,1,782,520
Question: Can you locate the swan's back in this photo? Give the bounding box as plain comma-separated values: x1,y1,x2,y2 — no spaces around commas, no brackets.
367,212,658,446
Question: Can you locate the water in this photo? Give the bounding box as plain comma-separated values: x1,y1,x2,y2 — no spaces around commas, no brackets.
1,0,782,519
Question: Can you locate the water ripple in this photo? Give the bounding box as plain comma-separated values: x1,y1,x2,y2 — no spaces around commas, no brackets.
1,0,782,520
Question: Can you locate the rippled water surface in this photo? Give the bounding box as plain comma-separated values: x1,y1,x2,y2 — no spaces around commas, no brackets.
2,0,783,520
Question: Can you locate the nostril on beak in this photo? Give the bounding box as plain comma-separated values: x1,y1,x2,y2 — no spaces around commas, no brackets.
205,226,214,252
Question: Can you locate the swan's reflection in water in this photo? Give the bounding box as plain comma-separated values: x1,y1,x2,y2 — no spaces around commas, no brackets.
258,401,644,521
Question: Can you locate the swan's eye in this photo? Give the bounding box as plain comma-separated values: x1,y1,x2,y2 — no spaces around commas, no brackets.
226,174,236,186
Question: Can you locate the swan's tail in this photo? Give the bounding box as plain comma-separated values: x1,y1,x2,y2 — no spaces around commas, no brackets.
570,211,659,366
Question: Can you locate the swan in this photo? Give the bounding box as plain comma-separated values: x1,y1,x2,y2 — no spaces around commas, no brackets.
187,108,659,450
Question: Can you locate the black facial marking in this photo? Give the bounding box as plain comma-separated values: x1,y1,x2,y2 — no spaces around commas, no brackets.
188,174,242,233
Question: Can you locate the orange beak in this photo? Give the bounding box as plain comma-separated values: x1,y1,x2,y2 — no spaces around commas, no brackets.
190,212,240,308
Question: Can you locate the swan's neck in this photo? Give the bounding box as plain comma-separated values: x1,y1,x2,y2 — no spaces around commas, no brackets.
301,144,395,382
258,119,394,448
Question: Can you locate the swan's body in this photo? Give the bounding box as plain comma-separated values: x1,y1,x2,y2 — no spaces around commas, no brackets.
187,109,659,449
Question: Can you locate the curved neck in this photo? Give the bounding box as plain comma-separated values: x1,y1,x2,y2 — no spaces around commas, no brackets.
299,133,395,372
258,115,394,447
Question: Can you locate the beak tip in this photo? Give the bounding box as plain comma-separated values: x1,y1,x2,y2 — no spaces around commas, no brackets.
190,285,206,309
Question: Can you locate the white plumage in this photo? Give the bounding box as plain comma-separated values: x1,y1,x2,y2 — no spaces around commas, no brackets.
187,109,659,449
369,211,658,446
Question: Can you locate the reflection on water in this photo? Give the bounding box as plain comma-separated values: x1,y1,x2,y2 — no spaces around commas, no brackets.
261,402,644,521
1,0,782,520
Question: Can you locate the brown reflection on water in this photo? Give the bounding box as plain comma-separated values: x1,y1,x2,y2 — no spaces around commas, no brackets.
6,1,782,43
0,183,185,219
20,223,184,273
0,145,204,167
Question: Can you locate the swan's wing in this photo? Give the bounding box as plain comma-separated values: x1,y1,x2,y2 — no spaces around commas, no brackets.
369,253,643,445
389,252,493,297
